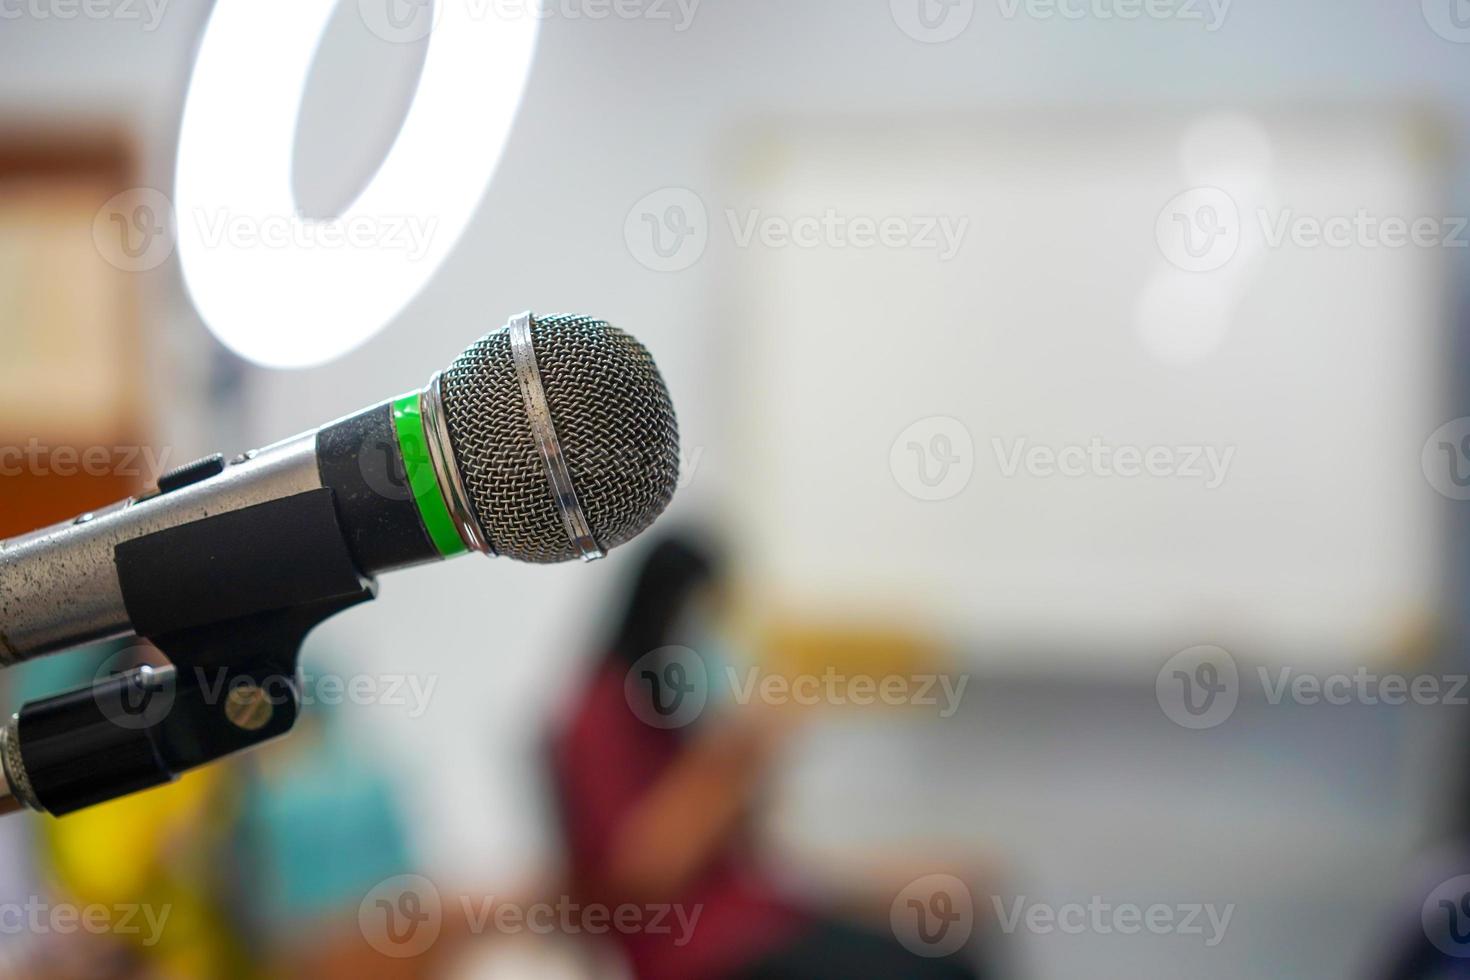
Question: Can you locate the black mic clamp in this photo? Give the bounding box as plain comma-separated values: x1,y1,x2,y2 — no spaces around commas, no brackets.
1,487,377,817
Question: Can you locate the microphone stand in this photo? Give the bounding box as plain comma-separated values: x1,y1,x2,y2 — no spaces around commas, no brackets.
0,487,378,818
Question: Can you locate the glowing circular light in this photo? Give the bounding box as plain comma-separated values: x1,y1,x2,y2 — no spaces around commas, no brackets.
175,1,541,369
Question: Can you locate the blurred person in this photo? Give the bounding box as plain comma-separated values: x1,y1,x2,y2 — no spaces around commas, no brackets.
549,532,987,980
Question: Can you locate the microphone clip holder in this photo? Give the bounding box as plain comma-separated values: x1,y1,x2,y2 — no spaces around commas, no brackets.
3,487,378,817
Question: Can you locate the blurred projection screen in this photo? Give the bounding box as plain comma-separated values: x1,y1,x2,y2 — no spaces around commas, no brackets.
731,110,1448,667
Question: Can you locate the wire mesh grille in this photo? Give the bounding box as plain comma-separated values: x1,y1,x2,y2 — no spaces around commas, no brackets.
440,315,680,564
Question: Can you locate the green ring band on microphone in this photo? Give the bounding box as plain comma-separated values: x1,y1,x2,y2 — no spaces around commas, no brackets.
392,393,469,558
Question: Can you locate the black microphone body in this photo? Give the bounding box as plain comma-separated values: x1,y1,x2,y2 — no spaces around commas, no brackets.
0,402,433,666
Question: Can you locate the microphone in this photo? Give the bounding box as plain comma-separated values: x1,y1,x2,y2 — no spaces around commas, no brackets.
0,312,681,665
0,312,681,816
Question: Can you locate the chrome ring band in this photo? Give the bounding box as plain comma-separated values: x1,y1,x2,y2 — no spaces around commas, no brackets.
1,715,39,813
508,313,605,562
422,373,494,556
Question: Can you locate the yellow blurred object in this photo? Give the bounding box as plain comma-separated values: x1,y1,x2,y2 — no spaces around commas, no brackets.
1384,606,1442,669
758,617,952,681
38,767,253,978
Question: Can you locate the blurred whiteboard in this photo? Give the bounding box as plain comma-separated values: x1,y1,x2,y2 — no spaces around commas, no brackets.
727,110,1448,666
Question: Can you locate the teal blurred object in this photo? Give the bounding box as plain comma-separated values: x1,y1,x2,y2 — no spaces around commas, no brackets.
233,701,414,937
6,641,122,708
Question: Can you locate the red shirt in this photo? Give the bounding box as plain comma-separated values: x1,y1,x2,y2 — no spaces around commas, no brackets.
550,663,804,980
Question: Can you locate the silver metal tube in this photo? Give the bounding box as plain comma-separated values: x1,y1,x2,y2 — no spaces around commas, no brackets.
0,433,323,665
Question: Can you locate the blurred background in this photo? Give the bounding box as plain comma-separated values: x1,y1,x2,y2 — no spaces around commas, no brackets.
2,1,1470,977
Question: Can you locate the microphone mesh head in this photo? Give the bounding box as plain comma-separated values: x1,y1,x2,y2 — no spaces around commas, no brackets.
439,314,680,564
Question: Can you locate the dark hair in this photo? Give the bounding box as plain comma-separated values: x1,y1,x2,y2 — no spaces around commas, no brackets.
607,533,724,667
